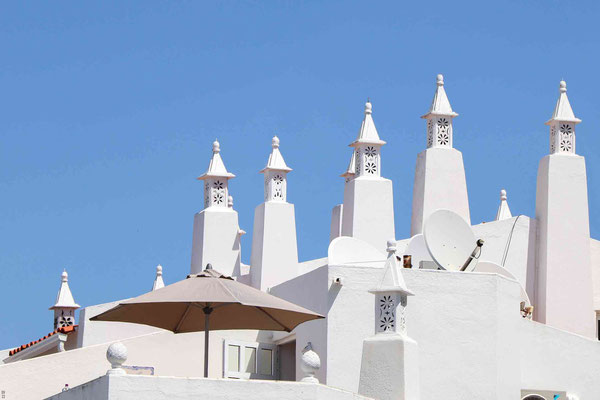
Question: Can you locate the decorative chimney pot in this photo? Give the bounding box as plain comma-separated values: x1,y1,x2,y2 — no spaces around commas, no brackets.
152,264,165,291
495,189,512,221
421,74,458,149
349,100,386,179
545,80,580,155
50,269,80,330
197,139,236,209
260,136,292,203
358,241,420,399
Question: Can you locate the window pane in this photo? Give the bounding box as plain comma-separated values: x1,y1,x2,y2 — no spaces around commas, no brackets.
228,345,240,372
259,348,272,375
244,347,257,373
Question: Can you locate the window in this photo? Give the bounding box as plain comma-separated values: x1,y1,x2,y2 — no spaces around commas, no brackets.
258,348,273,375
223,340,277,380
227,344,240,372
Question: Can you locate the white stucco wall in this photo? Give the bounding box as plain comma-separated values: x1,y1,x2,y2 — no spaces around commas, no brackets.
0,327,273,400
410,147,471,236
270,266,329,384
0,348,10,364
327,267,523,398
330,204,343,243
272,265,600,399
341,177,395,254
46,375,372,400
190,208,242,277
297,257,328,275
590,238,600,311
6,260,600,399
519,318,600,399
250,201,299,290
77,301,162,348
535,154,595,338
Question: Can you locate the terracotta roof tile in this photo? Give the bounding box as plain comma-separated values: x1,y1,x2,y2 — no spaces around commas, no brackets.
8,325,77,357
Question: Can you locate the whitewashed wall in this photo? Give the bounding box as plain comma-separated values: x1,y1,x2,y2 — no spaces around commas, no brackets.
519,317,600,398
5,254,600,399
411,147,471,236
590,238,600,311
270,266,329,384
78,301,162,348
0,349,9,365
46,375,372,400
0,328,270,400
273,265,600,399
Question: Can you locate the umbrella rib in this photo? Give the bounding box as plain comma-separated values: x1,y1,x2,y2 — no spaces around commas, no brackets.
215,278,242,304
256,307,292,332
174,303,193,333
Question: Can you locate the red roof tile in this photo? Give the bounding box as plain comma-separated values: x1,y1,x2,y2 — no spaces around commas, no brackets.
8,325,77,357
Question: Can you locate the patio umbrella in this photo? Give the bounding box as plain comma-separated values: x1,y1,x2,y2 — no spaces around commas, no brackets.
91,265,323,377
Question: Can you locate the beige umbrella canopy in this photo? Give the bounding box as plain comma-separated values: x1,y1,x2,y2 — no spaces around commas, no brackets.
92,265,323,377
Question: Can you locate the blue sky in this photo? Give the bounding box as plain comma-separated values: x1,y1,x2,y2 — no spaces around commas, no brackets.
1,1,598,349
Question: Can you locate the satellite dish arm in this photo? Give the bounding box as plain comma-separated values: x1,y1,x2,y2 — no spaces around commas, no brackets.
460,239,484,272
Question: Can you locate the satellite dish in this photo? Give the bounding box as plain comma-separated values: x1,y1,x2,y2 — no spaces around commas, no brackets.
404,234,433,269
473,261,531,306
423,210,481,271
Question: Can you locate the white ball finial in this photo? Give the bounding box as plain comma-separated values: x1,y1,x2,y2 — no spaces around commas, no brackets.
300,342,321,383
61,269,68,282
106,342,128,376
364,100,372,114
500,189,507,201
156,265,163,276
559,80,567,93
227,195,234,208
212,139,220,153
436,74,444,86
272,136,280,148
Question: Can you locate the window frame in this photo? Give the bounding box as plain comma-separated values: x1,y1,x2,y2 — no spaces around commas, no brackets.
223,339,278,380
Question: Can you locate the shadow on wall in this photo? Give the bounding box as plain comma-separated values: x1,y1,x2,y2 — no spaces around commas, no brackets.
327,280,342,313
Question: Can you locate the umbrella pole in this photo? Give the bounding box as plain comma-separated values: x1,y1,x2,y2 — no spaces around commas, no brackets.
203,306,213,378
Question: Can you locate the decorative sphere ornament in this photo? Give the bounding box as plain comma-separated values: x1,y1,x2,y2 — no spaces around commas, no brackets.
300,342,321,383
106,342,128,375
560,80,567,92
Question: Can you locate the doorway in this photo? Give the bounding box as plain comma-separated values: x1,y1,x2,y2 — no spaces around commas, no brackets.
277,340,296,381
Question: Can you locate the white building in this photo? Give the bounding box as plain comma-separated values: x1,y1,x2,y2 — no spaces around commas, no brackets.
1,76,599,400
